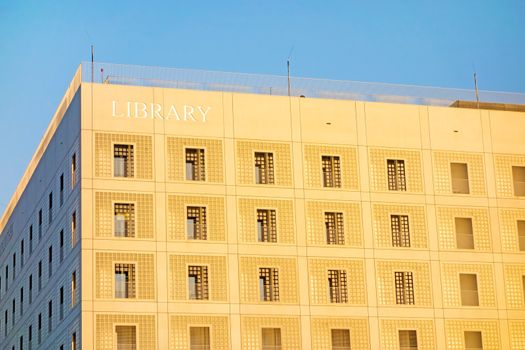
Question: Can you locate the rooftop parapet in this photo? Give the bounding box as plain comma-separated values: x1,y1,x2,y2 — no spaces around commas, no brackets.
82,61,525,108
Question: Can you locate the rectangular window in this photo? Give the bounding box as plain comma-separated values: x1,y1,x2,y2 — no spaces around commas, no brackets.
20,240,24,267
116,325,136,350
5,265,8,291
12,298,15,325
60,230,64,262
38,261,42,291
519,220,525,251
20,287,23,316
322,155,342,188
71,211,77,247
259,267,279,302
113,144,134,177
72,332,77,350
399,329,418,350
185,148,206,181
455,217,474,249
464,331,483,350
48,246,53,277
71,153,77,188
29,225,33,254
60,286,64,320
391,214,410,247
60,173,64,206
114,203,135,238
48,300,52,333
460,273,479,306
254,152,274,184
325,212,345,245
28,325,32,349
187,206,207,240
395,271,415,305
13,253,16,280
29,275,32,304
257,209,277,243
48,192,53,224
188,265,209,300
387,159,407,191
38,209,43,239
328,269,348,303
331,329,351,350
512,166,525,196
262,328,281,350
37,313,41,344
114,264,136,299
71,271,77,307
451,162,469,194
190,326,210,350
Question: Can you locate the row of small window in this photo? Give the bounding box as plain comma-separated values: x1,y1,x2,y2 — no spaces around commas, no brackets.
5,329,77,350
111,202,525,252
111,261,504,308
1,271,77,348
111,143,525,195
0,213,77,298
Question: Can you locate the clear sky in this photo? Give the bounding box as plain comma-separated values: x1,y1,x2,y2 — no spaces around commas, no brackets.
0,0,524,214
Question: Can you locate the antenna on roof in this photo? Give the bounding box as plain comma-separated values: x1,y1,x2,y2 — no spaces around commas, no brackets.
472,63,480,109
91,45,94,83
287,46,294,97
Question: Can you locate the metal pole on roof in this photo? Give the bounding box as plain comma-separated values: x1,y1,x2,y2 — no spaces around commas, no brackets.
473,72,480,109
91,45,94,83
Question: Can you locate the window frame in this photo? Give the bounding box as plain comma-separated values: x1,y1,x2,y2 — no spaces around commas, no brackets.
113,323,139,350
184,147,207,181
321,154,342,188
187,264,210,301
390,213,411,248
112,142,136,178
386,158,407,191
112,201,137,238
257,208,278,243
114,262,137,299
254,151,275,185
450,162,470,194
186,205,208,241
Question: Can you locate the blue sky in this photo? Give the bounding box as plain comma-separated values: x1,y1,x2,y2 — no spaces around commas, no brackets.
0,0,524,213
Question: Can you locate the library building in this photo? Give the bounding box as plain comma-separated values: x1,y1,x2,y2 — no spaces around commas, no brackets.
1,62,525,349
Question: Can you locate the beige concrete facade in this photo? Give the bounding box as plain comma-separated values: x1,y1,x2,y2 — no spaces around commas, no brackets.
1,64,525,349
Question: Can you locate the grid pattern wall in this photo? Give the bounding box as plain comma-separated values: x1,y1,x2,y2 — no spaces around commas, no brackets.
444,320,500,350
303,144,359,189
94,191,154,239
239,256,298,303
166,137,224,183
441,263,496,307
375,260,433,306
238,198,295,244
310,317,369,350
236,140,293,186
308,258,366,305
241,316,300,350
432,151,486,195
95,252,155,299
509,321,525,350
503,264,525,309
94,133,153,179
372,203,428,248
368,148,423,192
169,315,229,350
168,255,228,301
436,206,492,251
306,200,362,247
95,313,156,350
167,195,225,241
494,154,525,197
379,319,435,350
499,208,525,252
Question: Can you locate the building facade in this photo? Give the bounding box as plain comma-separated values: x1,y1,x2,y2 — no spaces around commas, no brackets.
1,63,525,349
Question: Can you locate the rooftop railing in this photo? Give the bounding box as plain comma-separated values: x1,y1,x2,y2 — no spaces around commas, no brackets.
81,62,525,107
